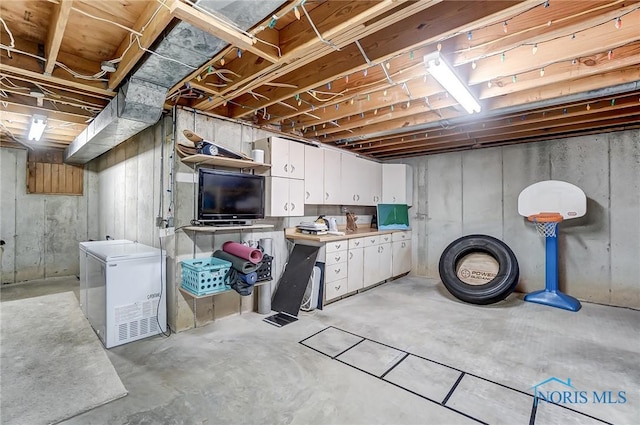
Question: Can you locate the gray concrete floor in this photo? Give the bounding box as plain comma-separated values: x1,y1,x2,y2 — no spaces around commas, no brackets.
1,276,638,425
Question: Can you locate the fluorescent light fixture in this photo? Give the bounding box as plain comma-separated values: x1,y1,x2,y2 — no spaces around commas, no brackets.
424,51,481,114
28,114,47,142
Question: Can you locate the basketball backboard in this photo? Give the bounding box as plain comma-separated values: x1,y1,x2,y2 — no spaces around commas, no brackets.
518,180,586,220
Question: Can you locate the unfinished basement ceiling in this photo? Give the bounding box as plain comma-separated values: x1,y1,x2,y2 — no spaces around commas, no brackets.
1,0,640,159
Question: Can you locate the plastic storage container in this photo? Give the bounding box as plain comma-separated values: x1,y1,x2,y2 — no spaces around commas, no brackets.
181,257,232,296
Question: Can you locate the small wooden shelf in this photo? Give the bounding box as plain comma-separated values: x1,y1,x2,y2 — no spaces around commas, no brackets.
179,281,270,299
183,224,274,233
178,154,271,173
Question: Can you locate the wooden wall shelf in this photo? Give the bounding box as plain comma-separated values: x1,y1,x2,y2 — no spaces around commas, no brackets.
178,154,271,173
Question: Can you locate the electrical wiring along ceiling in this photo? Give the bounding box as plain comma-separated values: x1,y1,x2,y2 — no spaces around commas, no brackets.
1,0,639,159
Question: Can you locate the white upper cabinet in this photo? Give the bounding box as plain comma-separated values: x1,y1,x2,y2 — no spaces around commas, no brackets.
304,145,324,204
382,163,413,206
323,149,342,204
254,136,305,179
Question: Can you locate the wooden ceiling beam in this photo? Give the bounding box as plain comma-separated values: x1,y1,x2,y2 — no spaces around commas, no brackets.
108,0,176,90
451,1,634,66
479,42,640,99
466,7,640,85
0,37,112,96
1,101,92,124
369,106,640,156
44,0,73,75
227,1,529,117
170,1,278,63
193,0,430,111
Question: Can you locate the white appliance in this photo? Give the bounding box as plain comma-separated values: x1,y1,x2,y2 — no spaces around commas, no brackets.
79,240,133,318
84,242,166,348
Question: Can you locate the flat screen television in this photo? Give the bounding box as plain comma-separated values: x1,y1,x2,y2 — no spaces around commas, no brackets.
197,169,265,224
376,203,410,230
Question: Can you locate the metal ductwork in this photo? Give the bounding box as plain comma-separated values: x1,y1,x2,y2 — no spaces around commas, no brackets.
65,0,285,164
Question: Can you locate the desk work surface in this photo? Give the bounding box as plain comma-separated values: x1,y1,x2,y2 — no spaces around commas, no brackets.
285,226,408,242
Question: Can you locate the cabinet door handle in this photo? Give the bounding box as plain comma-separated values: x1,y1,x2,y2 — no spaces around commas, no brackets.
401,242,406,248
353,194,356,201
306,191,310,199
291,202,295,211
335,268,341,274
380,246,384,252
284,203,288,211
336,244,341,249
326,192,329,200
284,164,288,172
335,284,341,290
354,241,360,246
370,239,375,243
349,252,353,259
335,255,341,262
291,164,295,173
357,194,360,201
393,196,396,202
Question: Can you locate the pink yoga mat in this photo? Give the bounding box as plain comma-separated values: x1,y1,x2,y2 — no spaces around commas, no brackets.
222,241,263,264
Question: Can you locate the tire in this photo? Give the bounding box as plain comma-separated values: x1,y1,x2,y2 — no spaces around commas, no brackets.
438,235,519,305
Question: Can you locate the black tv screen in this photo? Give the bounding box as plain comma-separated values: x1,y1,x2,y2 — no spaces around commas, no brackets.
197,169,265,222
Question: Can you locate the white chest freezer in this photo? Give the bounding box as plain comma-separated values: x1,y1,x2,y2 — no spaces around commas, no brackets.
79,240,134,318
84,242,166,348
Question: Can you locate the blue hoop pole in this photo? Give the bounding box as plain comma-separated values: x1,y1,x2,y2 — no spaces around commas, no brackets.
524,221,582,312
545,224,558,293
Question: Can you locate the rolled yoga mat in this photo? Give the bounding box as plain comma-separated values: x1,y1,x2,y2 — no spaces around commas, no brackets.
238,272,258,285
212,250,259,274
222,241,263,264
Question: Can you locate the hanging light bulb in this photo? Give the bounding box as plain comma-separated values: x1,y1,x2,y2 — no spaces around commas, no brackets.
532,44,538,55
540,67,545,77
471,60,477,70
383,89,387,96
220,58,225,66
294,6,300,20
547,20,552,26
196,75,202,82
437,42,442,52
237,48,242,58
608,49,614,60
345,75,349,83
350,98,354,105
327,81,332,90
512,75,517,83
467,31,473,41
487,81,492,88
374,109,378,115
503,21,508,33
611,99,616,106
501,52,506,62
615,17,622,29
363,68,368,77
409,51,414,60
586,104,591,111
390,105,394,112
406,101,410,108
544,0,550,7
385,62,391,70
298,99,302,106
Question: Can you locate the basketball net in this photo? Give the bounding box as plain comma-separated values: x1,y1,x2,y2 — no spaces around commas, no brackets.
528,213,563,238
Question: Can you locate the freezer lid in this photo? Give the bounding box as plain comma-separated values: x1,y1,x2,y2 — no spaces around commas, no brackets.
86,242,163,261
79,240,134,252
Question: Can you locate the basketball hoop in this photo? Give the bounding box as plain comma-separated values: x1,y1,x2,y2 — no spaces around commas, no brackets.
528,212,563,238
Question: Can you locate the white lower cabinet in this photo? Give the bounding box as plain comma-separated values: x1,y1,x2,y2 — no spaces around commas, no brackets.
392,231,412,276
347,237,364,293
320,231,410,304
363,238,392,288
324,242,348,302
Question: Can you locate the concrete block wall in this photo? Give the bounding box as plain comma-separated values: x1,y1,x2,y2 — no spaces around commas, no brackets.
401,129,640,309
0,147,89,283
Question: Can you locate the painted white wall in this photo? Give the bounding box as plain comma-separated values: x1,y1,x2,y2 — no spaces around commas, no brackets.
401,129,640,308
